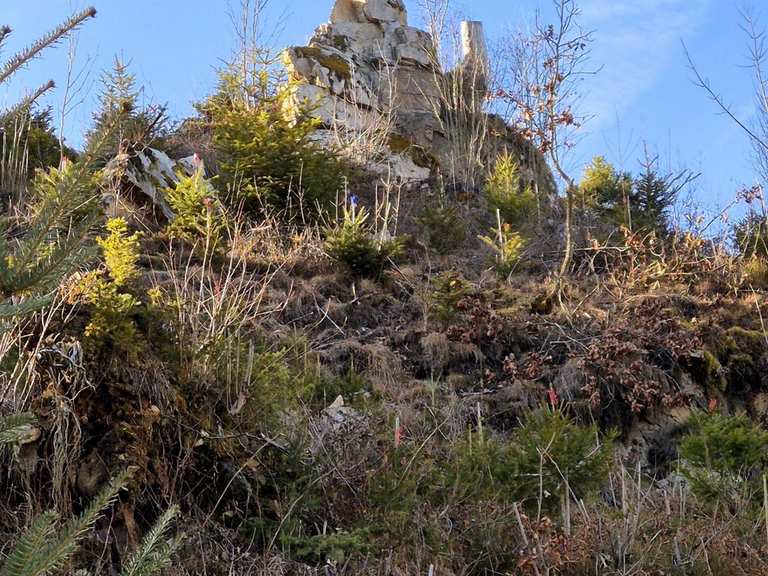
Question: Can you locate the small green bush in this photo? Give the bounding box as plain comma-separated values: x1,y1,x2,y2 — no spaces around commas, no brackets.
680,413,768,503
442,408,612,512
743,255,768,289
509,408,614,510
429,270,472,323
201,71,347,218
418,201,466,255
324,203,405,277
734,212,768,260
578,156,625,213
479,222,525,277
165,167,226,248
484,153,537,228
74,218,142,357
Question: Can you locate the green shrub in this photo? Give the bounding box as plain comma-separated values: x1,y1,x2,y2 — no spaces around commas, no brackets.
442,409,612,512
201,71,346,218
479,222,525,277
429,270,472,323
578,156,625,214
680,413,768,503
743,255,768,289
324,203,405,277
444,427,513,504
734,212,768,260
74,218,142,357
279,529,372,565
484,153,537,228
418,201,466,255
509,408,614,510
165,167,226,248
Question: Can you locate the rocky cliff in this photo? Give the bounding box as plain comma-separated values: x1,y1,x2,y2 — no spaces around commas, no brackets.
282,0,554,193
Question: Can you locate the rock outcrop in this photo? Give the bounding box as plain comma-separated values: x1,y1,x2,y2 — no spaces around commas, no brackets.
282,0,554,194
282,0,439,183
102,146,199,228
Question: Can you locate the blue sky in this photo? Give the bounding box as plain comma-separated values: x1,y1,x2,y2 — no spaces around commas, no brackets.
0,0,762,218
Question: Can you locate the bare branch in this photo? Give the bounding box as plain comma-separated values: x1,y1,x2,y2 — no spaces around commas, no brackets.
683,39,768,153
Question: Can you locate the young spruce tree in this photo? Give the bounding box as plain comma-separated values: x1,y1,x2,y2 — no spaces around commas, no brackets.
0,8,99,320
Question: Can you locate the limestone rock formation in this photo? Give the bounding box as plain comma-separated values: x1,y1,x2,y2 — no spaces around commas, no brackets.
281,0,440,183
282,0,554,193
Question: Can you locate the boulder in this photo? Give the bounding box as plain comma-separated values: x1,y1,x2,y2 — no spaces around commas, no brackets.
331,0,407,25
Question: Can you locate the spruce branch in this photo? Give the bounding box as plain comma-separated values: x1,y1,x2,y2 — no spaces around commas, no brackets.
122,506,182,576
0,412,37,445
0,80,56,124
0,7,97,86
20,471,130,576
0,512,57,576
0,296,53,319
0,25,11,50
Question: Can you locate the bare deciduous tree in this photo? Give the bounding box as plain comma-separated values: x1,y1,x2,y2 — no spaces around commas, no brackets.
498,0,594,278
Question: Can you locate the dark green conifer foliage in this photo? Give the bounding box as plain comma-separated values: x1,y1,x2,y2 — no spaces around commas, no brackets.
1,8,99,319
86,57,169,161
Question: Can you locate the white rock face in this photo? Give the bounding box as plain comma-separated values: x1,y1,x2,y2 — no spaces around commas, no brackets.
283,0,441,183
331,0,407,25
361,0,407,25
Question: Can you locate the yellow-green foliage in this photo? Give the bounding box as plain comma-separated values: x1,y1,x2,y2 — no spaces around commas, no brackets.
484,153,537,228
30,158,101,220
578,156,620,209
165,168,226,247
479,222,525,276
200,71,346,217
97,218,140,286
743,255,768,289
76,218,142,355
